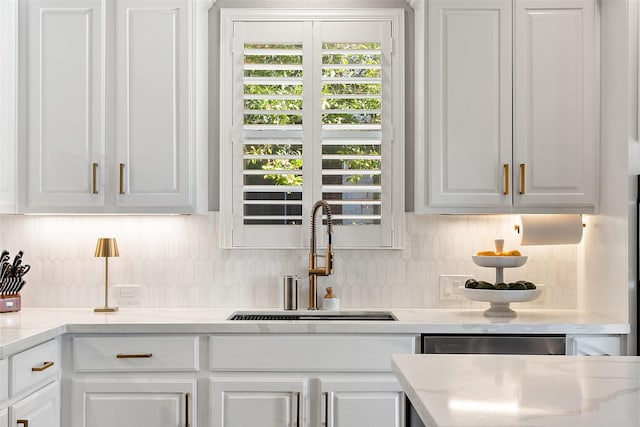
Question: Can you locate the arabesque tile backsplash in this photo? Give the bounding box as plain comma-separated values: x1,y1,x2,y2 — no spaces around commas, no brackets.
0,213,577,309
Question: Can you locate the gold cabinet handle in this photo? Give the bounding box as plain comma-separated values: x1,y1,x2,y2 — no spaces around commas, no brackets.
119,163,125,195
116,353,153,359
31,361,54,372
92,163,98,194
295,392,301,427
185,392,191,427
519,163,526,194
17,420,29,427
322,392,329,427
503,163,510,195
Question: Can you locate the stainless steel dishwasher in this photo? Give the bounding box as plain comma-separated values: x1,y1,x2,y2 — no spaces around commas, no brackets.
406,334,566,427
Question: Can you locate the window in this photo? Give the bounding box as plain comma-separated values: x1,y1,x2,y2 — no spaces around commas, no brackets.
220,9,405,249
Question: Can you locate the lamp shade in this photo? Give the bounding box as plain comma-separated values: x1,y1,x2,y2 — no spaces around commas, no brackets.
95,238,119,258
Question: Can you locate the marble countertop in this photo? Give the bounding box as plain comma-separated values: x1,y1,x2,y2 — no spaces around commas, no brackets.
0,307,630,358
392,354,640,427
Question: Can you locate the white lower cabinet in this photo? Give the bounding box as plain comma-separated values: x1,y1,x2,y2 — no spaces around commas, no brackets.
9,381,60,427
11,339,60,398
320,378,404,427
211,378,305,427
567,335,623,356
209,376,403,427
6,340,61,427
0,358,7,403
70,379,195,427
67,335,199,427
209,334,417,427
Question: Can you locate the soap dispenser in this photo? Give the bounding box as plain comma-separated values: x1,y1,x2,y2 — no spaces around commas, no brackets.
322,286,340,310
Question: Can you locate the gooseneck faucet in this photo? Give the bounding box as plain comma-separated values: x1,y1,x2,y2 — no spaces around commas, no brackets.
308,200,334,310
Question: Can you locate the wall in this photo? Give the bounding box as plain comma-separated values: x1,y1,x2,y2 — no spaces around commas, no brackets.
0,0,586,312
1,213,577,309
579,0,631,329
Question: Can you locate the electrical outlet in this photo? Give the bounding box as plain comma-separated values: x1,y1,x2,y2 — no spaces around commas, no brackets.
114,285,141,306
439,275,473,301
120,287,136,298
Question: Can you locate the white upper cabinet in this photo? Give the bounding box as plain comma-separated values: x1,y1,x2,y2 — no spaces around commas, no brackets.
22,0,105,211
114,0,191,210
425,0,513,210
416,0,598,214
0,0,19,213
513,0,598,210
20,0,208,214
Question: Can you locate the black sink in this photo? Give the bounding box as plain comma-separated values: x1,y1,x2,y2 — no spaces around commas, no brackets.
228,311,397,321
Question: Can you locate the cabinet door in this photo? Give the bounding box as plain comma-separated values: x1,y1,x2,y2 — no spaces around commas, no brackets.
114,0,192,211
513,0,597,211
70,379,194,427
320,378,404,427
0,358,7,403
22,0,105,212
210,378,305,427
0,408,7,427
0,0,18,214
425,0,512,210
10,381,60,427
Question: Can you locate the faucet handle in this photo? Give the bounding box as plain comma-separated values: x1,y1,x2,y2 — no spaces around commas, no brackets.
326,247,334,273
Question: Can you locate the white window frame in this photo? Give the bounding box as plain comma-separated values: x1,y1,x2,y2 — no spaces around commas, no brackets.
219,8,405,249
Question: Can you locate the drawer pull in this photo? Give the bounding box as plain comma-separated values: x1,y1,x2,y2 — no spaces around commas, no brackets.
31,361,54,372
116,353,153,359
17,420,29,427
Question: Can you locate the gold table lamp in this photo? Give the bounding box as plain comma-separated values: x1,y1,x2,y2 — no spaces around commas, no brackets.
94,238,119,312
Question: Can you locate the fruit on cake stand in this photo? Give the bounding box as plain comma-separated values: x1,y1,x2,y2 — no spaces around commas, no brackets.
461,240,542,317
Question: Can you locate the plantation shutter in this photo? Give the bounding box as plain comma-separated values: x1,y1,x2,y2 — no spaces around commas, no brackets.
315,21,394,247
220,12,403,249
231,22,311,248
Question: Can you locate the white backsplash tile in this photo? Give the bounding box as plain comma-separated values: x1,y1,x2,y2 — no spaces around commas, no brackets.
0,212,577,309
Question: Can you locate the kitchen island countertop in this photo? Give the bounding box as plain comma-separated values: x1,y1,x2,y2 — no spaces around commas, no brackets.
392,353,640,427
0,307,630,357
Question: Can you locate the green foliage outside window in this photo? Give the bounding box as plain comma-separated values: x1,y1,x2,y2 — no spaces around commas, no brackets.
244,43,382,185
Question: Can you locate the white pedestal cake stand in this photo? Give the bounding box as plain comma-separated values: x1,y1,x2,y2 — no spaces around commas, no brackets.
463,256,541,317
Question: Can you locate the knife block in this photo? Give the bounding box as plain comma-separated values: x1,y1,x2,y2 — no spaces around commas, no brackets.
0,294,21,313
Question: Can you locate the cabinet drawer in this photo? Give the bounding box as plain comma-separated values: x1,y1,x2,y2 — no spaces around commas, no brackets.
210,335,416,372
569,335,622,356
0,358,7,402
73,335,199,372
11,339,60,397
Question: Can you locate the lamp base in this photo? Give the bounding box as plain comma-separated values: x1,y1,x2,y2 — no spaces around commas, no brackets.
94,306,119,313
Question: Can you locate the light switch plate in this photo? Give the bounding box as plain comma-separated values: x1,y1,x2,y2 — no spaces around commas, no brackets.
439,275,473,301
